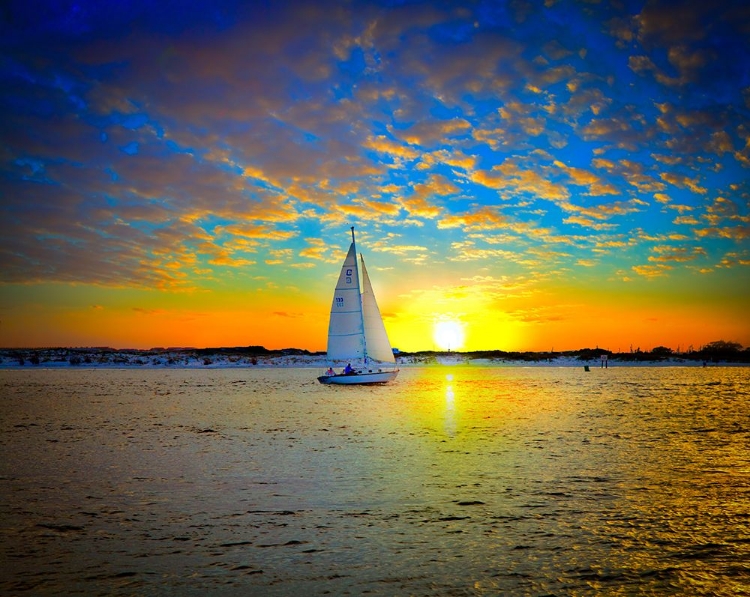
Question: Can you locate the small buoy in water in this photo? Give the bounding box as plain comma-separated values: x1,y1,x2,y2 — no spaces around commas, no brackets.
584,365,590,372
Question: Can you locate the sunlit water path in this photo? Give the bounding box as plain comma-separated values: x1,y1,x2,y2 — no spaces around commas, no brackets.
1,367,748,595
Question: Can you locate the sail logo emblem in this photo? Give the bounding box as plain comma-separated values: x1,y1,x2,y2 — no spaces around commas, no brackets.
346,268,353,284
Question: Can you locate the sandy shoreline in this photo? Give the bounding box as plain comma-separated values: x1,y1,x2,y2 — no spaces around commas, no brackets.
1,350,745,369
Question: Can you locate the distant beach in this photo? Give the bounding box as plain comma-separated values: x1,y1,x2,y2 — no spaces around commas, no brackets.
1,347,747,369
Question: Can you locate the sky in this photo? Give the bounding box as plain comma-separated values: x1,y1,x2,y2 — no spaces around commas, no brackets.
1,0,749,353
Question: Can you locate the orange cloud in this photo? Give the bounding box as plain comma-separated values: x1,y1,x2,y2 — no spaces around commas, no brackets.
554,160,619,195
393,118,472,146
659,172,707,194
218,224,296,241
363,135,421,160
632,264,673,278
564,215,617,231
397,195,443,219
470,161,570,201
299,238,339,262
647,245,706,263
418,149,478,171
438,206,507,230
695,225,750,240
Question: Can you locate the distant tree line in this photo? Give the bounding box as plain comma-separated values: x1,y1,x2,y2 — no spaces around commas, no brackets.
1,341,748,366
396,340,750,364
607,340,747,363
0,345,323,367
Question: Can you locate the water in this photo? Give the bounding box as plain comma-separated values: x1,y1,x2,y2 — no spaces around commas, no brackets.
1,366,748,596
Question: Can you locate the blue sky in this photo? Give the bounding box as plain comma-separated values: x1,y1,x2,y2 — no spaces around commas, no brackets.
1,0,748,351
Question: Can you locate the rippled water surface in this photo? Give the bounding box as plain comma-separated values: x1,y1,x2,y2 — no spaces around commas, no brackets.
1,366,748,595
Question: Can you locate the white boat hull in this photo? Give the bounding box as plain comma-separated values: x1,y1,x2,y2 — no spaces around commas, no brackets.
318,370,398,385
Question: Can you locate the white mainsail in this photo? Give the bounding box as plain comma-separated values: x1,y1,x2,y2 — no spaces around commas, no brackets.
360,255,395,363
325,241,365,361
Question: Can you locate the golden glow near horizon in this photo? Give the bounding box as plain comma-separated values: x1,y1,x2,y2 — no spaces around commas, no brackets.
0,1,748,352
433,320,465,352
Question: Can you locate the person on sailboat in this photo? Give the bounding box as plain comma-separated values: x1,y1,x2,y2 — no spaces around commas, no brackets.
326,367,334,376
344,363,353,375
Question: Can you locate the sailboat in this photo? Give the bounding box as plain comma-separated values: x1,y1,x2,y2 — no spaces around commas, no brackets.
317,227,399,385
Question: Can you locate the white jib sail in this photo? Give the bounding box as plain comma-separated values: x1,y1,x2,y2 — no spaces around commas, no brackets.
360,255,396,364
326,242,365,361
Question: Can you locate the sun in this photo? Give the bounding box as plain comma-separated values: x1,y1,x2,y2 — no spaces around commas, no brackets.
433,320,465,351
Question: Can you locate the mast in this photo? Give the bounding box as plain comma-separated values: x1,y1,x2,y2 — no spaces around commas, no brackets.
351,226,369,363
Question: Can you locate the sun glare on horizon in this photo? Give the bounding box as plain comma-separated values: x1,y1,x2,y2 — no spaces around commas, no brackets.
433,320,465,351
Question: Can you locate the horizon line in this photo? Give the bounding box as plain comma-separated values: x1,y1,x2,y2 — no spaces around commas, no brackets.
1,343,746,355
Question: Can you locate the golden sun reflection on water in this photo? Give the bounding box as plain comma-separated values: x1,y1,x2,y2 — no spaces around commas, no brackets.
400,367,541,445
444,374,456,438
